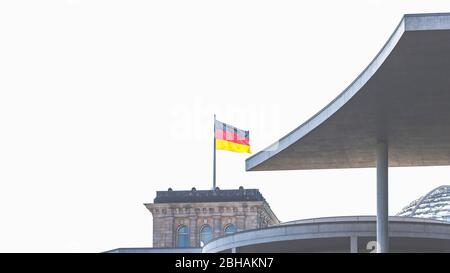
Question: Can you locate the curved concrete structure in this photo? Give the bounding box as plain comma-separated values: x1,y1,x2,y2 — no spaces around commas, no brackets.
245,12,450,252
246,13,450,172
202,216,450,253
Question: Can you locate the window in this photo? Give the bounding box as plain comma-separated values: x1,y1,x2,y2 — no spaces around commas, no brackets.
224,224,237,236
199,225,213,246
176,225,189,247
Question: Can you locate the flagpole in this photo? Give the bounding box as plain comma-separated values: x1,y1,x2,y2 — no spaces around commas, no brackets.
213,114,216,190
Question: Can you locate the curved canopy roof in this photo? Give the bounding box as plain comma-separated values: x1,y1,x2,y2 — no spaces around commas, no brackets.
246,13,450,171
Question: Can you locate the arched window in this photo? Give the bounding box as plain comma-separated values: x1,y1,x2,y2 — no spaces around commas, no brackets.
224,224,237,236
176,225,189,247
199,225,213,246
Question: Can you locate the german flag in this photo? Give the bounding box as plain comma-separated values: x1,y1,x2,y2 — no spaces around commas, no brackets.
215,120,251,154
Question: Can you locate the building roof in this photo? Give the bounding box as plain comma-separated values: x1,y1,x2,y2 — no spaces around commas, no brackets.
152,187,267,203
397,185,450,221
246,13,450,171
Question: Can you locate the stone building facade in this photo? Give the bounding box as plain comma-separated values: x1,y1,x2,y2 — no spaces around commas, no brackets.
145,187,279,248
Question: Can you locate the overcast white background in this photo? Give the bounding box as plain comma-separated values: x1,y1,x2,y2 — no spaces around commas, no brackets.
1,0,450,252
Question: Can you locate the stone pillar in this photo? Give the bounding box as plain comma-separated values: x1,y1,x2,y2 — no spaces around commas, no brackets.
165,215,174,247
152,215,162,247
213,216,222,239
244,207,258,230
189,216,197,247
236,215,246,231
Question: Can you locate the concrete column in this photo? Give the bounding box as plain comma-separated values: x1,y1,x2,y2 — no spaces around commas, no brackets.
350,236,358,253
376,141,389,253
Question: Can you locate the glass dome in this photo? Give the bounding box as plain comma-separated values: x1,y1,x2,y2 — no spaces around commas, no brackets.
397,185,450,222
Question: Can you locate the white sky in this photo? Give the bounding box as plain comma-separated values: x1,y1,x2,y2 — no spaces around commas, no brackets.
1,0,450,253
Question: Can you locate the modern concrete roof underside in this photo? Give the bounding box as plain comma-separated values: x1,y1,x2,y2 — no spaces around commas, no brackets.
246,13,450,171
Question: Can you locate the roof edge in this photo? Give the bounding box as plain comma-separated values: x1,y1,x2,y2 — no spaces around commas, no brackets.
245,13,412,171
246,12,450,171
